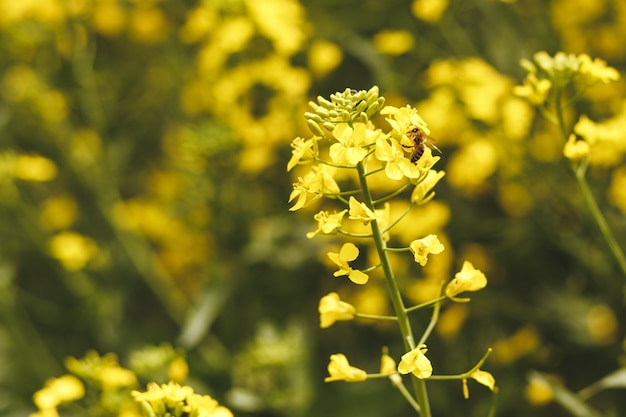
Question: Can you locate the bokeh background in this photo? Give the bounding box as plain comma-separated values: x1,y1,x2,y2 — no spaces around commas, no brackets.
1,0,626,416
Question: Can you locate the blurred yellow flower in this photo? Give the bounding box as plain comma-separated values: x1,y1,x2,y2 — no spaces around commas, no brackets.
92,0,126,37
445,261,487,302
319,292,356,328
307,209,347,238
608,166,626,213
579,54,620,83
39,196,78,231
324,353,367,382
33,375,84,411
513,73,552,105
381,105,430,136
412,0,448,23
327,242,369,284
397,344,432,379
307,40,343,77
129,6,168,43
287,137,317,172
372,30,414,55
168,357,189,383
245,0,307,56
563,134,590,161
14,154,57,182
47,231,98,271
525,375,554,405
409,234,445,266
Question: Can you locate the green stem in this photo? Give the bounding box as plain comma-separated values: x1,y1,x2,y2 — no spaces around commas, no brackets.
554,88,626,278
356,162,431,417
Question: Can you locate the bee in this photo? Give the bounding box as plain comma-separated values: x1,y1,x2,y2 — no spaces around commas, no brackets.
403,127,441,163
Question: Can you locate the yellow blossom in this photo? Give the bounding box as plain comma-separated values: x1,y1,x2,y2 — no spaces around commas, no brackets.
563,134,590,161
47,231,98,271
411,169,445,204
462,369,496,399
412,0,448,23
372,30,414,55
14,154,57,182
375,137,423,180
324,354,367,382
319,292,356,328
397,344,432,379
445,261,487,302
329,123,370,166
33,375,84,411
348,196,377,225
307,40,343,78
578,54,620,84
307,209,347,238
513,73,552,105
410,234,445,266
289,165,340,211
327,242,369,284
287,136,317,171
381,105,430,136
380,347,397,375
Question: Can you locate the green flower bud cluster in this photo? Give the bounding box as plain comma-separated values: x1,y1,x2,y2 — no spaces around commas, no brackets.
304,86,385,136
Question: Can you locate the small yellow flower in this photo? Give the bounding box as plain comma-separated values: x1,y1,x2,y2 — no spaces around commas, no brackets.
445,261,488,302
397,344,432,379
409,234,445,266
15,154,57,182
47,231,98,271
33,375,85,410
307,209,347,238
287,136,317,171
324,354,367,382
372,30,414,55
462,369,496,399
348,196,377,225
319,292,356,328
289,165,340,211
411,169,446,204
579,54,620,84
380,347,397,375
329,123,370,166
327,242,369,284
380,105,430,136
563,134,590,161
375,137,423,180
513,73,552,105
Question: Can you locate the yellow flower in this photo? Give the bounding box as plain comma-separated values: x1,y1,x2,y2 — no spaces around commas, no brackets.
329,123,370,165
327,242,369,284
33,375,85,410
411,169,445,204
380,105,430,136
412,0,448,23
397,344,432,379
14,154,57,182
409,234,445,266
513,73,552,105
307,40,343,78
380,347,397,375
307,209,347,238
319,292,356,328
372,30,414,55
289,165,340,211
324,354,367,382
563,134,590,161
348,196,377,225
579,54,620,84
287,136,317,171
47,231,98,271
462,369,496,399
445,261,487,302
375,137,423,180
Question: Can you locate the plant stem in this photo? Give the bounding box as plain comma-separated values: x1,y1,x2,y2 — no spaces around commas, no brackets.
356,162,432,417
554,88,626,278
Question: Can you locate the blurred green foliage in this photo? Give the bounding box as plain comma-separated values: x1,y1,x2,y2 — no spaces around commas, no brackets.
1,0,626,416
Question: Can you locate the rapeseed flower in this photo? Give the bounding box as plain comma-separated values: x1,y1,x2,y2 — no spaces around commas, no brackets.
289,165,340,211
287,136,317,171
307,209,347,238
329,123,370,166
563,134,590,161
446,261,487,302
409,234,445,266
319,292,356,328
348,196,377,225
327,242,369,284
397,344,432,379
462,369,496,399
324,354,367,382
